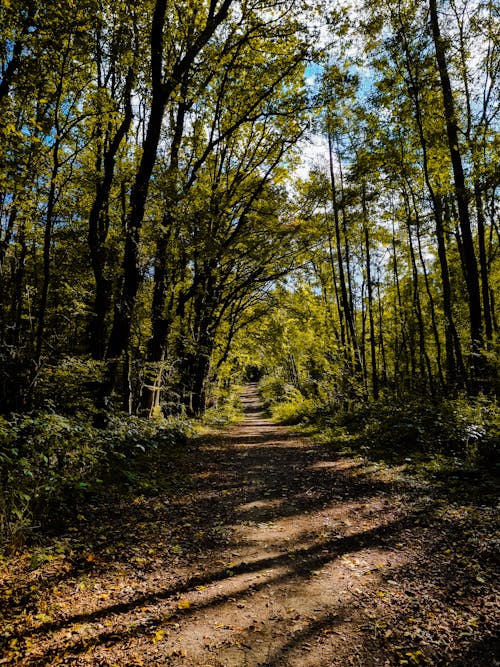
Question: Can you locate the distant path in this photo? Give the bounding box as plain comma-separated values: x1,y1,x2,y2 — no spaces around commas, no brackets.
2,384,497,666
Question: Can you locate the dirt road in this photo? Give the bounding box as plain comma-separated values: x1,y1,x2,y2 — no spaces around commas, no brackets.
1,385,497,665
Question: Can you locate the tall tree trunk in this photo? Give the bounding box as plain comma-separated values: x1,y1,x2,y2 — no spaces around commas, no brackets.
88,68,134,359
397,7,463,388
107,0,234,364
178,311,215,416
435,195,466,386
376,277,388,388
360,279,368,394
0,6,35,102
106,95,168,359
474,180,493,341
0,207,17,277
391,227,407,393
406,203,434,395
35,137,60,366
10,225,27,349
328,133,360,373
337,142,355,318
429,0,483,364
140,85,189,414
362,185,378,400
406,181,445,390
325,209,345,349
189,349,212,416
148,231,172,362
138,232,173,415
2,224,28,411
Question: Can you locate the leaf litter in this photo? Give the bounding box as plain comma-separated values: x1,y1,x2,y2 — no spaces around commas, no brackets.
0,386,498,666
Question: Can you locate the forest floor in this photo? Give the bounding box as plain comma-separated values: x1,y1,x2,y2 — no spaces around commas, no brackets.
0,385,498,666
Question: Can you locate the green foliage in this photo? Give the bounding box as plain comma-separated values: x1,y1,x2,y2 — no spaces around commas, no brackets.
271,392,321,425
0,0,498,555
369,394,498,462
0,411,194,551
258,374,291,408
258,377,319,425
439,394,499,463
202,385,244,429
305,392,499,466
32,357,106,414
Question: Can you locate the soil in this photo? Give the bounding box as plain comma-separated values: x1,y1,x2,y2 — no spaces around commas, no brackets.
0,384,498,666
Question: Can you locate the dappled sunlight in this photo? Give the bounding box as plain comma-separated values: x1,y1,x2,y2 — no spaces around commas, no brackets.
2,386,496,666
237,498,285,513
20,524,408,666
308,458,365,471
12,519,406,665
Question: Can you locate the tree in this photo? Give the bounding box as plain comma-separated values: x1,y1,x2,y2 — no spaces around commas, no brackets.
106,0,236,362
429,0,483,367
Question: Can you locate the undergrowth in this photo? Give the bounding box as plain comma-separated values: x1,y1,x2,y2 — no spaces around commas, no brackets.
0,371,246,552
264,384,499,508
263,381,499,470
0,411,194,552
201,384,244,430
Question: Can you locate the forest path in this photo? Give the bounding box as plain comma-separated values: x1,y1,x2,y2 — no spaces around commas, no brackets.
1,385,497,666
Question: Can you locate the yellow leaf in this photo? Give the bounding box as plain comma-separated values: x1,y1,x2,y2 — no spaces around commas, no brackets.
133,557,146,565
177,599,190,609
35,613,52,623
152,629,164,643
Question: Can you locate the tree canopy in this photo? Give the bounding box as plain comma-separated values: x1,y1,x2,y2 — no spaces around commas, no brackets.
0,0,497,418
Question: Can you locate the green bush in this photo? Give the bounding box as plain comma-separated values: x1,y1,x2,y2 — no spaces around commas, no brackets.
270,387,321,425
255,377,321,425
0,411,194,551
202,386,243,428
259,374,499,465
32,357,106,415
258,374,291,408
439,393,499,462
329,392,499,463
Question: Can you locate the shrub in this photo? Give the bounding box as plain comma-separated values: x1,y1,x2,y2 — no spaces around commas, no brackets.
31,357,106,415
270,387,321,425
258,374,291,409
200,381,244,428
0,411,194,551
329,392,499,464
259,374,499,466
439,393,499,462
256,377,322,425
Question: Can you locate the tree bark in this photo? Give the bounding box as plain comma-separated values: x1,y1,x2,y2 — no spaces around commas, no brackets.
107,0,234,362
429,0,483,361
405,198,434,395
474,180,493,341
35,137,60,366
328,133,361,375
362,184,378,400
396,4,464,388
88,68,134,359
